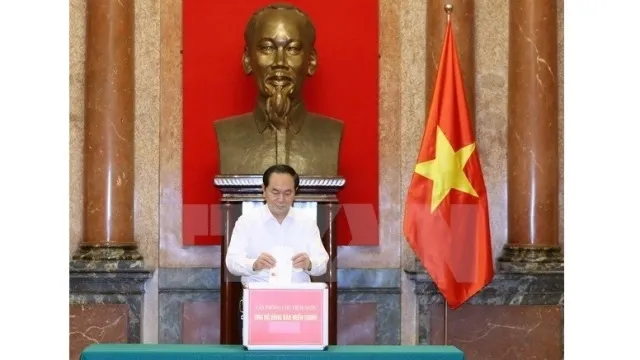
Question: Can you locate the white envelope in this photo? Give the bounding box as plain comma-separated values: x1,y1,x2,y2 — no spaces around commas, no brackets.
268,246,294,284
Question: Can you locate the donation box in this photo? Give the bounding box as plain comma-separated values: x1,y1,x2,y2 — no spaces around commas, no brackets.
242,282,329,350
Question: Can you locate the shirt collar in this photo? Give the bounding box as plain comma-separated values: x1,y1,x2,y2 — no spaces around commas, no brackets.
253,99,307,134
261,204,296,224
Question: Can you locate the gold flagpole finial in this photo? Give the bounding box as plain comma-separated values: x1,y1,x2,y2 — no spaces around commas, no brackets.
444,4,453,20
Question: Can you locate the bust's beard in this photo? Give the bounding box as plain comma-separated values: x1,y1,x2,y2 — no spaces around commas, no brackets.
265,84,294,123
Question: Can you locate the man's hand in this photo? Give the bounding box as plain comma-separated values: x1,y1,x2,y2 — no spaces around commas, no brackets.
292,252,312,271
252,253,276,271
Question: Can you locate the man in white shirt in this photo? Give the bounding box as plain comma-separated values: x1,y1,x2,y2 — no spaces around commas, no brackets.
225,164,330,282
225,164,330,338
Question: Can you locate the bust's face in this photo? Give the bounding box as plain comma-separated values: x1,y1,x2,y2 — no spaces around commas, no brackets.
244,10,316,103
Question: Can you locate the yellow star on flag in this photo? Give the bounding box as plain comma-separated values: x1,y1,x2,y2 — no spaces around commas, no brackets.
415,126,479,212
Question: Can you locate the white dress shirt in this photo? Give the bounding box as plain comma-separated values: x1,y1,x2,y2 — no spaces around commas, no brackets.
225,204,330,286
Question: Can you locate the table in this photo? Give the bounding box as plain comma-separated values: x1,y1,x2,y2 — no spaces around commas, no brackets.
80,344,464,360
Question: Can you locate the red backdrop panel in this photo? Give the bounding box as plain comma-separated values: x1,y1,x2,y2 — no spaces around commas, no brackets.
182,0,379,246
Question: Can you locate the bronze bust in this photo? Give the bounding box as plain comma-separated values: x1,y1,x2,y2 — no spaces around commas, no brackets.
214,3,343,176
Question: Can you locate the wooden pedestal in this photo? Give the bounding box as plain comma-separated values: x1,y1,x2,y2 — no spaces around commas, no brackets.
215,175,345,345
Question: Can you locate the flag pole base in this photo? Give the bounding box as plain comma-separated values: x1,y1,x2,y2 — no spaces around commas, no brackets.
498,245,564,272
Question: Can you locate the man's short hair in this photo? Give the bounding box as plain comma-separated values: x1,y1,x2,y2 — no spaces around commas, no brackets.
262,164,300,189
244,3,316,47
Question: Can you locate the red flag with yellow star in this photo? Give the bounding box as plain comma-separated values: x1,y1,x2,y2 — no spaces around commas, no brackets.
403,18,494,309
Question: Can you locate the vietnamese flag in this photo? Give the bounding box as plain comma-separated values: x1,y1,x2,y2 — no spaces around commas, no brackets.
403,18,494,309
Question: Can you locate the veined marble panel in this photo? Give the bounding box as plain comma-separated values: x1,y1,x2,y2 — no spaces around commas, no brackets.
157,268,402,344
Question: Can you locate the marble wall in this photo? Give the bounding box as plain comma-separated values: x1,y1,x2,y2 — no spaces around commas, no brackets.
69,0,564,359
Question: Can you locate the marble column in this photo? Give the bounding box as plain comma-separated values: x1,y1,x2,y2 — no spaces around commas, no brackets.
499,0,563,271
72,0,141,261
426,0,475,118
69,1,150,350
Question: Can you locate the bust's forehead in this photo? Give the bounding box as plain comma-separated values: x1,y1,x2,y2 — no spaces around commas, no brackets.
252,10,308,39
255,8,306,23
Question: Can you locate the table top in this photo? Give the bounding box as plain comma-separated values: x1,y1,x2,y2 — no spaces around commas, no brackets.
81,344,464,360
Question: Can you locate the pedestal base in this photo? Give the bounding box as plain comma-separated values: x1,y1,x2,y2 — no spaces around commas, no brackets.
69,259,152,291
70,258,153,358
498,245,564,272
407,265,563,359
71,245,144,270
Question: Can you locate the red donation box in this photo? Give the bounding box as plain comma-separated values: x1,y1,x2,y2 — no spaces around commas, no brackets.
242,282,329,350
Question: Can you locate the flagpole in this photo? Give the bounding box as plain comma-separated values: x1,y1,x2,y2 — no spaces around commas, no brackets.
445,3,453,22
444,303,448,344
442,3,453,346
